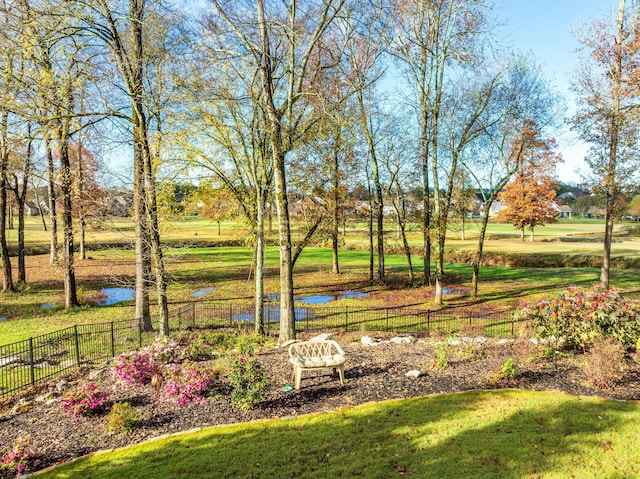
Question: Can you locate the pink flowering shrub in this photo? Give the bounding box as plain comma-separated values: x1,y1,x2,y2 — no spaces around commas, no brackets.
60,382,110,418
163,363,213,404
1,434,34,477
518,286,640,350
112,337,181,386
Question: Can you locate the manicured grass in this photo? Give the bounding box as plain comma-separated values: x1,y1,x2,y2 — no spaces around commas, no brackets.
37,390,640,479
2,243,640,344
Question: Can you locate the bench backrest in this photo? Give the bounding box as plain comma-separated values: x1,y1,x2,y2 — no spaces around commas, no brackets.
288,340,344,359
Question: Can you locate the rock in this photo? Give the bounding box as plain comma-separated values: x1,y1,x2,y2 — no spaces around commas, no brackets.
405,370,421,379
474,336,488,344
10,399,33,415
310,333,333,341
448,339,463,346
361,336,382,346
0,356,21,367
89,368,108,381
390,335,415,344
529,338,539,345
497,339,512,345
36,392,55,403
56,379,68,392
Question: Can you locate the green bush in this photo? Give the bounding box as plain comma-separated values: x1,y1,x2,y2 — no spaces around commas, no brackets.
106,402,140,435
227,355,270,410
517,286,640,350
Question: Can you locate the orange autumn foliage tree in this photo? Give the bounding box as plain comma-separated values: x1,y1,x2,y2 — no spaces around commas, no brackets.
497,123,561,242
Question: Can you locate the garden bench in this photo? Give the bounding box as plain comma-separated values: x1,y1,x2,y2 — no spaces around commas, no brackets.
288,340,346,390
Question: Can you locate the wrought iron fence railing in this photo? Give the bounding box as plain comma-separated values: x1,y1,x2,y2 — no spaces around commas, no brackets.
0,301,523,399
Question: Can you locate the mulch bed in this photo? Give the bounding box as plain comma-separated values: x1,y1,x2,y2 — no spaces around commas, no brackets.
1,331,639,478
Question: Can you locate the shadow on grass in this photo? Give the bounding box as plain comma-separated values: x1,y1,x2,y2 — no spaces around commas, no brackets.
38,391,639,479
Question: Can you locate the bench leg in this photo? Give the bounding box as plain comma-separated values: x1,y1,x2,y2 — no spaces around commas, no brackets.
337,366,344,386
295,367,302,390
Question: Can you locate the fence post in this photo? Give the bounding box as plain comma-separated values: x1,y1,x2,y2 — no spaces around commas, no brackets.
110,322,115,357
427,310,430,336
192,301,196,328
28,337,35,386
138,322,142,348
345,306,349,332
386,308,389,332
74,325,81,367
229,304,233,327
511,315,515,337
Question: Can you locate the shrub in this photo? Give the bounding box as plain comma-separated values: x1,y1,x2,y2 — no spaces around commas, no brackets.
1,435,34,476
227,356,270,410
584,337,627,390
164,363,214,404
433,335,457,369
433,343,449,369
61,382,110,418
112,337,181,386
106,402,140,435
501,358,516,379
517,286,640,350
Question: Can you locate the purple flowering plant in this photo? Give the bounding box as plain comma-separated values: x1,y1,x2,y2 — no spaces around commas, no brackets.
112,337,181,386
60,382,110,418
1,434,34,477
163,363,213,404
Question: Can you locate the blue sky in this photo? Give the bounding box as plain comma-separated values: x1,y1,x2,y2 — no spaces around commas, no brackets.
496,0,615,184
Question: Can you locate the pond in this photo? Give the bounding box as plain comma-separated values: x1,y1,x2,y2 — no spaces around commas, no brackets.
192,287,214,298
99,287,136,306
297,290,369,304
0,316,6,322
266,290,369,305
431,288,470,297
233,305,314,322
40,303,55,309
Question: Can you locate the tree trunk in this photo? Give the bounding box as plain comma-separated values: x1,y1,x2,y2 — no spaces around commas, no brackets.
45,135,59,267
529,227,535,242
331,147,340,274
76,135,86,260
368,185,374,282
471,207,492,297
33,184,47,231
0,109,12,293
356,91,384,283
601,207,614,289
461,214,465,241
520,227,525,241
254,187,267,335
217,221,221,235
56,129,79,308
134,127,152,332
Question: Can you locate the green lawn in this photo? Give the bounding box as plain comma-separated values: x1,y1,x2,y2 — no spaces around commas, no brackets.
1,217,640,345
37,390,640,479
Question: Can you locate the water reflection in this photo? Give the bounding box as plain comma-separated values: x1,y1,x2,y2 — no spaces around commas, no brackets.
99,287,136,306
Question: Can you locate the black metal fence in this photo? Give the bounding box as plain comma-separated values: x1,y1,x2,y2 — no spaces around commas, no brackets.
0,302,523,399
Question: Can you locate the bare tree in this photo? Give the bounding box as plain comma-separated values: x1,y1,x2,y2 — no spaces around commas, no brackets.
211,0,348,342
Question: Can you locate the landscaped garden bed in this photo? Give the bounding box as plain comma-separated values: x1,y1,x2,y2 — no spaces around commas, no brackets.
1,327,639,478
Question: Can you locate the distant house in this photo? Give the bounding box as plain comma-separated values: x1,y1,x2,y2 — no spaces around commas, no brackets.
558,205,573,218
558,192,577,203
488,200,507,218
25,201,40,216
